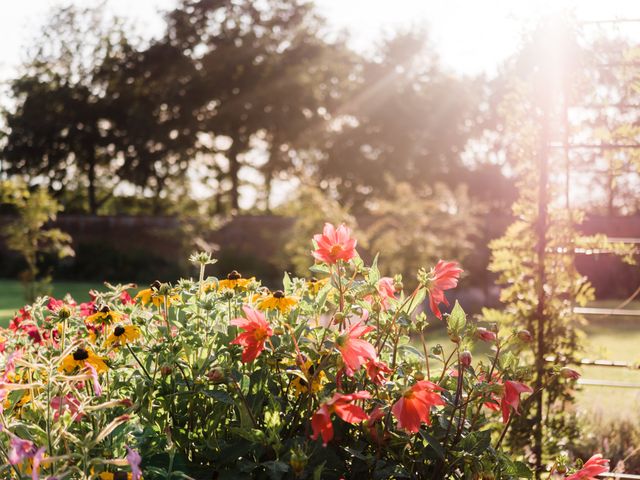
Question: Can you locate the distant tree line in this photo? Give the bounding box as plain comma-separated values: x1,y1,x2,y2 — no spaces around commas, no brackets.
0,0,506,217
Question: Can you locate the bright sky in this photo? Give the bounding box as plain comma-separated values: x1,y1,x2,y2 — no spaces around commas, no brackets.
2,0,640,83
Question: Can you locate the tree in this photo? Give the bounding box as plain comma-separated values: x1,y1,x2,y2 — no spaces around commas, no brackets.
315,30,480,211
366,180,481,286
1,180,74,300
1,6,129,214
164,0,353,212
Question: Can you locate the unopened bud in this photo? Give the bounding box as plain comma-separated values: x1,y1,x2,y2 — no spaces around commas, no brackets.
476,327,497,343
559,367,580,380
334,312,345,324
517,330,533,342
460,351,472,367
58,306,72,320
414,372,425,381
160,365,172,376
290,449,307,476
207,367,225,384
273,327,284,335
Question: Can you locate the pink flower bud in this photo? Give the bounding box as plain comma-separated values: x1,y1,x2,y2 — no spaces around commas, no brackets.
476,327,497,342
460,351,472,368
559,367,580,380
517,330,533,342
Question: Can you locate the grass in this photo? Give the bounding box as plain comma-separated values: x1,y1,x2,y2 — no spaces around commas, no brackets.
0,279,638,420
420,300,640,421
0,279,104,325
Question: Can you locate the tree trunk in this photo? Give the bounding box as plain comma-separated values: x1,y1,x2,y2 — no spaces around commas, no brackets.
228,144,241,211
87,158,98,215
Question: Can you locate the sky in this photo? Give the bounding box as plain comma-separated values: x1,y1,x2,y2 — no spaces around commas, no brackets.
2,0,640,83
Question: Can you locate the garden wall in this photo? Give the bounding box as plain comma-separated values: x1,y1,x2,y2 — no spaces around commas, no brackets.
0,214,637,298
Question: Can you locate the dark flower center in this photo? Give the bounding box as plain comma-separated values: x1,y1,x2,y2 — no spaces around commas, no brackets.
114,326,126,337
273,290,285,299
310,277,318,283
99,305,111,314
114,472,129,480
227,270,242,280
73,348,89,361
150,280,162,290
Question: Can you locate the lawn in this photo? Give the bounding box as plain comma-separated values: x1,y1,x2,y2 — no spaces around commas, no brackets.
1,280,638,420
0,279,104,325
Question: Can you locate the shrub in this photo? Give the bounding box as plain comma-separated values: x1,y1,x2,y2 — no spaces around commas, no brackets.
0,223,606,479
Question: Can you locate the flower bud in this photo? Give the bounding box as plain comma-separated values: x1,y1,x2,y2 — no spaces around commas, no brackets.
432,345,443,356
475,327,497,343
344,294,355,303
290,449,307,477
517,329,533,342
460,350,472,367
58,306,72,320
207,367,225,384
448,331,461,344
160,365,172,376
273,327,285,335
333,312,345,324
414,371,425,381
559,367,580,380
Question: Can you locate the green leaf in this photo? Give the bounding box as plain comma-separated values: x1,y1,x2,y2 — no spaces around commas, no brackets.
203,389,234,405
312,462,326,480
401,287,426,315
283,271,292,294
419,431,446,460
368,253,380,284
447,300,466,335
262,460,289,480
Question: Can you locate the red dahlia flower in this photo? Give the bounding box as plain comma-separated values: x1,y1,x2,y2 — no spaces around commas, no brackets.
311,391,371,445
312,223,357,264
392,380,445,433
336,321,377,376
365,359,393,386
500,380,533,423
565,454,609,480
230,306,273,363
425,260,463,320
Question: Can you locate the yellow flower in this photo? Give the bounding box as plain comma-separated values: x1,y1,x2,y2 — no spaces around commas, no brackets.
135,283,180,307
257,290,298,314
59,347,108,374
99,472,133,480
105,325,141,347
290,360,326,396
217,270,254,291
85,306,122,326
306,277,329,295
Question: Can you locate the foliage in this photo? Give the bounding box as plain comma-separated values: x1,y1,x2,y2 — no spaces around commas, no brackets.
483,22,637,472
366,180,481,285
280,185,364,277
0,180,74,301
0,223,576,479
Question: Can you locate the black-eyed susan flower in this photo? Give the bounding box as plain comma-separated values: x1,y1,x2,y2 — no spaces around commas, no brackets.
217,270,254,291
290,360,326,396
59,347,108,374
99,472,134,480
105,325,141,348
257,290,298,314
135,281,180,307
306,277,329,295
85,305,122,327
